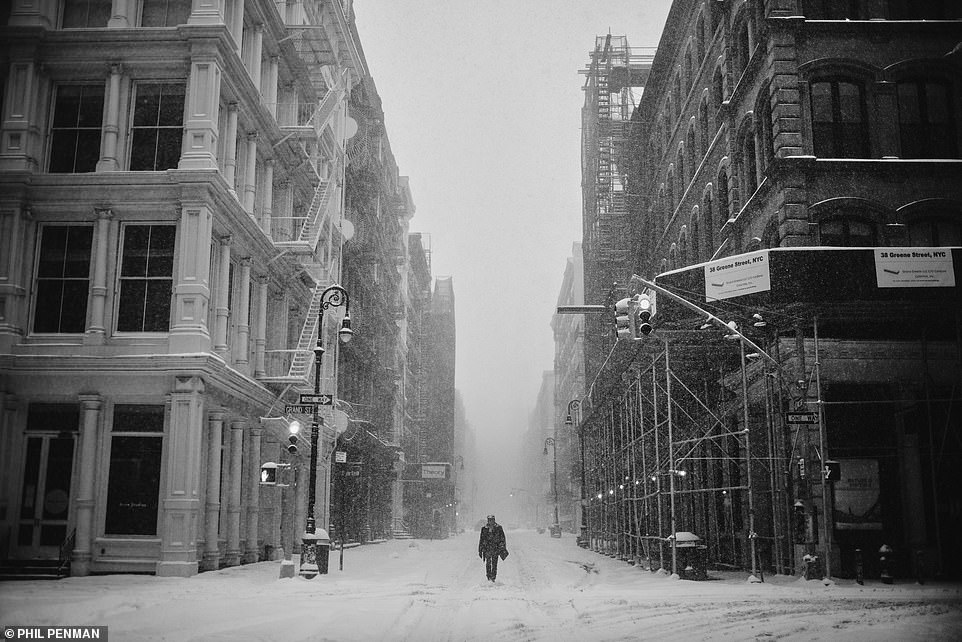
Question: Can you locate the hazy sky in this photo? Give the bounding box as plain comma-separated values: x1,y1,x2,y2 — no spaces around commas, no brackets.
352,0,673,514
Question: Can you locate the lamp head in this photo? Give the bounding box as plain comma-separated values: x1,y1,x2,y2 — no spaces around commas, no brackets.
338,315,354,343
288,419,302,435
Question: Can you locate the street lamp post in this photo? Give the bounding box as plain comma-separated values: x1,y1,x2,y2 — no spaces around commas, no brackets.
300,284,353,579
543,437,559,529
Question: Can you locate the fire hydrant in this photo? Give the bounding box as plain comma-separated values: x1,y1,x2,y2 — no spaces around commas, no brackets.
879,544,893,584
802,553,819,580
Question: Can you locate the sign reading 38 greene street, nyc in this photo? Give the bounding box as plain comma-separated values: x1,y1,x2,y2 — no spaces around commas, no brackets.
704,249,771,301
874,248,956,288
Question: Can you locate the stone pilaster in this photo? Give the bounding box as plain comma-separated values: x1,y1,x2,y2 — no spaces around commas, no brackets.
224,419,244,566
179,52,222,171
169,205,213,353
85,209,113,344
97,64,123,172
201,410,225,571
244,427,262,563
213,236,231,355
243,133,258,213
156,376,206,577
223,103,239,193
72,395,103,576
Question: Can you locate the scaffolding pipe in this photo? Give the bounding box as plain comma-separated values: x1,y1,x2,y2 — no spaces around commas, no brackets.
741,339,760,580
666,336,678,576
814,315,832,579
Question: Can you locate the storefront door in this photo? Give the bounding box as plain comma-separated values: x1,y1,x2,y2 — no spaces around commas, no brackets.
16,435,75,559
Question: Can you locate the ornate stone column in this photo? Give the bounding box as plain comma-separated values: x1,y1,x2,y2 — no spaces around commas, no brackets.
188,0,223,25
0,61,40,172
249,24,264,90
96,64,123,172
235,258,251,369
214,236,231,355
0,206,26,352
254,277,268,378
72,395,103,576
156,376,206,577
266,56,279,118
223,103,239,194
260,158,274,234
229,0,244,55
225,419,245,567
201,410,225,571
107,0,129,27
244,427,262,563
243,132,258,213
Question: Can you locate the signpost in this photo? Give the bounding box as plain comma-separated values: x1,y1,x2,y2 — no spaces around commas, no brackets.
785,412,818,424
284,404,314,414
299,394,333,405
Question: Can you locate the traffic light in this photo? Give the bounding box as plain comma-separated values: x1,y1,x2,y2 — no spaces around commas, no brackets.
614,297,635,340
636,292,655,336
287,419,302,455
260,462,278,485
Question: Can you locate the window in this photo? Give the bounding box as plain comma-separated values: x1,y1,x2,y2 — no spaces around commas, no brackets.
908,217,962,246
703,191,715,254
898,79,957,159
678,149,686,193
755,86,774,171
818,217,877,246
712,66,725,108
33,225,93,333
810,79,869,158
685,47,694,88
49,85,104,173
690,210,701,263
696,15,706,63
736,22,751,79
105,405,164,536
141,0,190,26
687,126,697,174
717,171,730,224
700,99,710,153
62,0,110,27
741,130,758,197
130,83,184,171
117,224,175,332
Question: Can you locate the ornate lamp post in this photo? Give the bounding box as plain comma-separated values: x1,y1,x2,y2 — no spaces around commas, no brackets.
300,284,353,579
543,437,559,531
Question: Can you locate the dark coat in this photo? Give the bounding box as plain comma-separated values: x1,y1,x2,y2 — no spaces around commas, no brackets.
478,522,507,557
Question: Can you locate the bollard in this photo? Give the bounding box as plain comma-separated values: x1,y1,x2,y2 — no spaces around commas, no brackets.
879,544,893,584
855,548,864,586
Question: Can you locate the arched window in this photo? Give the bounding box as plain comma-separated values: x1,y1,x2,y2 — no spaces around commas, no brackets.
688,126,697,176
674,74,683,118
690,209,701,263
669,243,679,270
667,170,676,220
897,79,957,159
696,15,706,63
818,217,878,246
908,217,962,246
685,47,694,88
755,85,774,172
712,66,725,108
680,229,690,266
703,190,715,255
741,128,758,197
657,186,667,232
810,78,869,158
717,170,730,224
699,99,710,153
736,21,751,80
678,148,686,192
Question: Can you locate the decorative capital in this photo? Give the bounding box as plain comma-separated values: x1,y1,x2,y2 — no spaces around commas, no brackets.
94,207,113,221
219,234,232,246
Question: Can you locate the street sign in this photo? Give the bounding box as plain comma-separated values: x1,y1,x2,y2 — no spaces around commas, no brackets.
284,404,314,414
299,394,333,405
823,460,841,482
786,412,818,424
334,451,347,463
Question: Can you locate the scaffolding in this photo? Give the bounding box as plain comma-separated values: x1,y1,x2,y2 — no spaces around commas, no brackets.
580,36,654,384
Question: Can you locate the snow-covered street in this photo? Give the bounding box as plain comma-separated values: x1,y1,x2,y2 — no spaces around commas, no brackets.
2,530,960,641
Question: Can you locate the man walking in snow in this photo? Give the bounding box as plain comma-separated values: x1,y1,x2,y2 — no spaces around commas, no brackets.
478,514,507,581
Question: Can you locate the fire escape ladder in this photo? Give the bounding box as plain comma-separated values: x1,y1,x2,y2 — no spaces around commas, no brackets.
287,283,325,379
297,178,338,248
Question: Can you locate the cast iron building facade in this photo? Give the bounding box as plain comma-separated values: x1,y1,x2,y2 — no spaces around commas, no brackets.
0,0,429,577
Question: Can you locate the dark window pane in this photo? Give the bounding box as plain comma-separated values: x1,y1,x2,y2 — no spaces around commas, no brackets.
129,130,157,171
19,438,42,520
40,524,67,547
158,88,185,126
146,226,175,276
77,86,105,127
155,129,182,170
122,226,151,277
144,280,172,331
48,132,79,173
33,281,63,333
898,83,921,124
134,85,162,127
42,438,74,520
74,130,101,172
117,280,147,331
64,227,93,277
105,436,163,535
838,82,862,123
38,227,68,277
60,281,89,332
811,82,833,121
53,86,81,127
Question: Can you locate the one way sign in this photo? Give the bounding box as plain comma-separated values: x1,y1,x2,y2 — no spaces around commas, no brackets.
299,394,333,405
